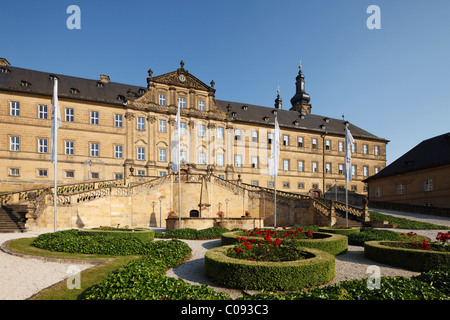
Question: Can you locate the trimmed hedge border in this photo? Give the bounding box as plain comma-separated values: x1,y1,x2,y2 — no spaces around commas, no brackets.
79,229,155,242
205,245,335,291
318,226,360,236
221,230,348,255
364,241,450,272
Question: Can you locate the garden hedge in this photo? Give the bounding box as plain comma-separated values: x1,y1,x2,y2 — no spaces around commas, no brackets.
318,226,360,236
79,228,155,242
205,245,335,291
221,230,348,255
364,241,450,272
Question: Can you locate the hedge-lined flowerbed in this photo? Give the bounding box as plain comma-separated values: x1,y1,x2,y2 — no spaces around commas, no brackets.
364,240,450,272
221,230,348,255
347,227,426,246
155,227,231,240
205,245,335,291
83,239,230,300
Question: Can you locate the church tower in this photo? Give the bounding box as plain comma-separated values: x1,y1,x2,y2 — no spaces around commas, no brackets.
290,61,311,114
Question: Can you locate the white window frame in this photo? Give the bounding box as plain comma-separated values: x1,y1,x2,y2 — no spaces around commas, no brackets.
10,136,19,151
114,145,123,159
178,97,186,109
159,120,166,132
115,114,123,127
65,141,74,155
137,117,145,130
38,105,48,119
198,100,205,111
65,108,74,122
90,111,99,125
38,139,48,153
158,148,166,162
198,152,206,165
159,94,166,106
137,147,145,160
10,101,20,116
90,143,99,157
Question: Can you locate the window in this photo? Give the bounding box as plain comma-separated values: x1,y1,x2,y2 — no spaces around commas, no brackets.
312,138,318,149
65,108,74,122
38,105,48,119
235,155,242,167
351,143,356,153
198,100,205,111
90,143,99,157
159,94,166,106
251,181,259,186
65,141,74,155
199,124,206,137
268,181,274,188
9,168,19,176
268,133,273,144
338,141,344,152
375,187,381,198
38,169,48,177
158,148,166,162
180,151,187,162
180,122,187,135
325,140,331,150
38,139,48,153
114,173,123,179
114,145,123,159
217,127,224,139
283,182,290,189
363,166,369,177
397,184,405,195
65,171,75,178
363,144,368,154
298,182,304,189
198,152,206,165
218,174,225,179
90,172,99,179
115,114,123,127
312,183,319,189
283,159,289,171
283,135,289,146
159,120,166,132
298,137,304,147
326,163,331,173
298,160,304,172
90,111,99,125
351,185,357,192
339,164,344,175
159,171,167,177
235,129,241,141
252,156,258,168
251,131,258,143
374,146,379,156
137,117,145,130
424,179,433,192
10,102,20,116
10,136,19,151
375,167,380,174
312,162,318,173
137,170,146,176
178,97,186,109
137,147,145,160
217,154,224,166
352,165,356,176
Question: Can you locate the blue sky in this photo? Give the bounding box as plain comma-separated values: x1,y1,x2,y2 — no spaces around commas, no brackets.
2,0,450,165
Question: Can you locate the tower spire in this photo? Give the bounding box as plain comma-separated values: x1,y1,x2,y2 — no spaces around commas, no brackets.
290,60,311,114
274,86,282,109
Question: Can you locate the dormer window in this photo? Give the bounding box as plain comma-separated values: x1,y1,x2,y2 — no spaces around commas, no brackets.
242,105,248,111
138,88,146,95
97,82,104,88
320,124,326,130
70,88,79,95
231,112,237,118
323,117,329,123
263,116,269,122
117,95,125,101
21,80,31,87
294,120,299,126
299,113,305,119
1,67,10,74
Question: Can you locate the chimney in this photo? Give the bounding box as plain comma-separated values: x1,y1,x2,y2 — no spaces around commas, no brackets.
100,74,110,83
0,58,11,66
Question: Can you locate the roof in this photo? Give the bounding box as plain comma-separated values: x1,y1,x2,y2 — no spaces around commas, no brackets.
215,99,386,141
0,63,387,142
0,65,146,105
364,132,450,182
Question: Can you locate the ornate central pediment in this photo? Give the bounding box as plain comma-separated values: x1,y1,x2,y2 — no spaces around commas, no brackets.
147,60,215,93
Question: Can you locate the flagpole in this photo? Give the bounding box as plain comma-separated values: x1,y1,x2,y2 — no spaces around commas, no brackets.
51,76,60,233
54,120,57,232
178,107,181,230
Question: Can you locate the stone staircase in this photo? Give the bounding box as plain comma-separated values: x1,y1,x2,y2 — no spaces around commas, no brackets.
334,208,365,228
0,205,28,233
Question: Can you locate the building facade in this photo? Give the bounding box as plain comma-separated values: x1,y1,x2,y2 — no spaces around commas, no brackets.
364,132,450,209
0,58,388,195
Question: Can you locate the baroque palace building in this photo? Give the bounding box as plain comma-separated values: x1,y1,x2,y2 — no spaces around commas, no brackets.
0,57,388,197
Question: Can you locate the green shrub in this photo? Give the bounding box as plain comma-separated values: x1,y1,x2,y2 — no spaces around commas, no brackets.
205,245,335,291
79,228,155,242
318,226,360,236
413,268,450,296
83,240,229,300
347,227,426,246
369,211,448,229
238,275,448,300
155,227,229,240
364,241,450,272
32,229,155,255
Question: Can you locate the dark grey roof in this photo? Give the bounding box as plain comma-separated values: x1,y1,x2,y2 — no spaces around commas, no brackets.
364,132,450,182
215,99,386,141
0,65,146,105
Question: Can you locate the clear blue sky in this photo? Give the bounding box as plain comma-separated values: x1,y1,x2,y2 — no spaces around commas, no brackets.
2,0,450,165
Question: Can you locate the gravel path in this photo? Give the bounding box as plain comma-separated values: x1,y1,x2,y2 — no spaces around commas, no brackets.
0,210,449,300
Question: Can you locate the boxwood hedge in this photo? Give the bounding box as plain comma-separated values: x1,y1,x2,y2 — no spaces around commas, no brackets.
79,228,155,242
205,245,335,291
221,230,348,255
318,226,360,236
364,241,450,272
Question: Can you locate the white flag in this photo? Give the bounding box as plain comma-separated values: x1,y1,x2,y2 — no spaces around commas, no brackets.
170,106,181,173
268,116,280,179
344,126,355,181
51,77,61,164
